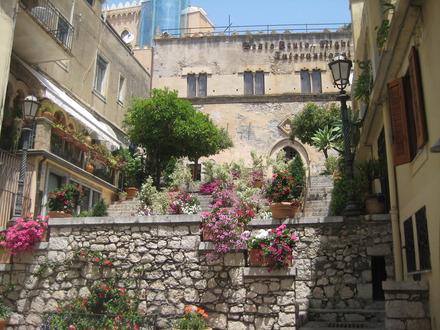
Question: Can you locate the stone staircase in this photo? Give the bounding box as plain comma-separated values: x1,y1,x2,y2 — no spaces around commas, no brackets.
302,175,334,218
194,193,212,212
107,199,141,217
300,302,386,330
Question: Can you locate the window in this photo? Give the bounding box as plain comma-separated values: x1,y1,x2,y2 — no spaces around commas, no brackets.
187,73,207,98
94,55,108,96
403,207,432,273
244,72,254,95
117,74,126,104
243,71,265,95
387,47,428,166
300,70,311,93
198,73,207,97
311,70,322,93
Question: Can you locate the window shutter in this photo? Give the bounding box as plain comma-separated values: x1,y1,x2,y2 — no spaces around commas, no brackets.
244,72,254,95
255,71,265,95
387,78,411,166
198,74,207,97
408,47,428,149
187,74,196,98
300,70,311,93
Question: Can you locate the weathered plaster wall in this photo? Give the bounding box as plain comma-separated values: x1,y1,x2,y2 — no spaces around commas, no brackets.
196,100,331,176
153,32,353,97
1,216,393,329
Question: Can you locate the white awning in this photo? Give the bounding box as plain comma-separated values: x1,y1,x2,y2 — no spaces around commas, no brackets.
19,59,123,149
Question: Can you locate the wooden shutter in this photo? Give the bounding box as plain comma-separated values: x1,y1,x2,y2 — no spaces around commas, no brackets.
388,78,411,166
408,47,428,148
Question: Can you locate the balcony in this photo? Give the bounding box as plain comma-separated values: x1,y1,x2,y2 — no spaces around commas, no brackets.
13,0,74,63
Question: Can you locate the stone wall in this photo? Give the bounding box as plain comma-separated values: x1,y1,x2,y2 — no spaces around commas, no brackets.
383,281,431,330
0,215,393,330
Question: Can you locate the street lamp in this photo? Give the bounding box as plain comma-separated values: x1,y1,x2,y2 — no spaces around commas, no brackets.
13,95,40,218
328,55,360,216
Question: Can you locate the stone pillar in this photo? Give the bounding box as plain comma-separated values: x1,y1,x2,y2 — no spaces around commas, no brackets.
34,117,53,151
0,1,18,136
383,281,431,330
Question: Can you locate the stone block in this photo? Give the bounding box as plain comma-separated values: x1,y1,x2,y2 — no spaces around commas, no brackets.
278,312,295,326
224,253,245,266
255,316,276,330
385,319,405,330
209,313,227,329
406,319,431,330
386,301,426,318
228,321,247,330
357,283,372,299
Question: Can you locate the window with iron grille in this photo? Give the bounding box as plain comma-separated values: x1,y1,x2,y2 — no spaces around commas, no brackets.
415,207,431,271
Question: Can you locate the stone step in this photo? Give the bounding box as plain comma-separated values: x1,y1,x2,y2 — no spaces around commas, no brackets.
300,321,385,330
308,308,385,323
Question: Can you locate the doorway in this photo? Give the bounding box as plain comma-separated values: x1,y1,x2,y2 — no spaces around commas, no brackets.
371,256,387,301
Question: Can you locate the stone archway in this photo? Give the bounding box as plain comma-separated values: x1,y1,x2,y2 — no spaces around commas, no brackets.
269,138,311,183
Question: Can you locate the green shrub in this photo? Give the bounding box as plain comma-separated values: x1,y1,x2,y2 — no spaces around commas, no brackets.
330,173,362,216
91,199,107,217
289,155,306,199
323,156,341,175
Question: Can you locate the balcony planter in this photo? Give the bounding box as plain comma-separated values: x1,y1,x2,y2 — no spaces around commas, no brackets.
125,187,138,200
0,248,11,264
270,201,300,219
47,211,72,218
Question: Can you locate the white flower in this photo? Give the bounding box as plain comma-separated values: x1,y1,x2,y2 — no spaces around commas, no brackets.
255,229,270,239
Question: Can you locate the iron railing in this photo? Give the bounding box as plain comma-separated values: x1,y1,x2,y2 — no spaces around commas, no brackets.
21,0,74,51
159,22,351,38
0,150,34,228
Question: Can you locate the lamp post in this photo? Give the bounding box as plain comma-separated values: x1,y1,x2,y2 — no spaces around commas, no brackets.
328,55,360,216
13,95,39,218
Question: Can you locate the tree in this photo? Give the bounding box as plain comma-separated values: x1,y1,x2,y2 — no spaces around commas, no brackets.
124,89,232,187
311,126,342,159
289,155,306,199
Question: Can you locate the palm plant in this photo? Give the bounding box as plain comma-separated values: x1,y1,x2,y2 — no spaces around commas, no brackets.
311,126,342,158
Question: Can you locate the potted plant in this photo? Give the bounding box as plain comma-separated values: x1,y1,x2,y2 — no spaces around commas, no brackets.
0,300,11,330
247,224,299,270
265,170,302,219
38,101,56,122
123,153,142,200
85,162,94,173
47,183,83,218
174,305,210,330
0,216,47,256
357,159,386,214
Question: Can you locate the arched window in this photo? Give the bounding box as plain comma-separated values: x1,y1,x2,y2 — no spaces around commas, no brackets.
121,30,130,39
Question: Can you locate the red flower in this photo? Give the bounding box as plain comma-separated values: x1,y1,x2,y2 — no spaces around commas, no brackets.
103,259,113,267
119,288,126,296
68,325,77,330
93,257,100,263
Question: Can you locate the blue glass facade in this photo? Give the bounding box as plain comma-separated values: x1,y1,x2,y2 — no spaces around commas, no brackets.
139,0,189,47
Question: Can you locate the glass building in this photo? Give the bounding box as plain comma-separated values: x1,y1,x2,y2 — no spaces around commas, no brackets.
139,0,189,47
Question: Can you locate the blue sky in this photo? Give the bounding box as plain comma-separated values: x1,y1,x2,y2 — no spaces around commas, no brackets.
105,0,351,27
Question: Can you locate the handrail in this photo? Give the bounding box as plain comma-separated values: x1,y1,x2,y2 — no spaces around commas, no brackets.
21,0,74,51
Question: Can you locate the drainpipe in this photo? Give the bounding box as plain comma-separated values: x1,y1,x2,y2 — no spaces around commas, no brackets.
382,102,403,281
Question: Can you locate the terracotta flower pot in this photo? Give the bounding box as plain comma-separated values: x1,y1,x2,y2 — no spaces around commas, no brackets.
0,319,7,330
202,225,214,241
85,163,94,173
125,187,139,200
248,249,271,267
365,196,385,215
41,111,55,122
270,202,300,219
47,211,72,218
0,248,11,264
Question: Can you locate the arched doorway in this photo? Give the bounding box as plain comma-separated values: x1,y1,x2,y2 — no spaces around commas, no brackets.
282,146,298,161
270,138,310,177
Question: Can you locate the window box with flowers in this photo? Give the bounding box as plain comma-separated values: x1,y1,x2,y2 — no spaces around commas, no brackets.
247,224,299,270
47,183,83,218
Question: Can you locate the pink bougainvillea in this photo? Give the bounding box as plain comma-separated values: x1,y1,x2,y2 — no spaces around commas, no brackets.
0,216,48,254
199,180,221,195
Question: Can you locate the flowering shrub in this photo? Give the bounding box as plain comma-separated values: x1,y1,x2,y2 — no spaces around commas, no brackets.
75,249,114,269
210,188,236,209
265,170,300,203
199,180,221,195
170,192,201,215
48,183,82,213
0,216,47,254
232,203,256,225
174,305,209,330
48,279,142,330
250,169,264,186
247,224,299,270
138,177,170,215
202,208,247,260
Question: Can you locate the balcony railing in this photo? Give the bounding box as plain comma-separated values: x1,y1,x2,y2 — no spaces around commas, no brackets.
21,0,74,51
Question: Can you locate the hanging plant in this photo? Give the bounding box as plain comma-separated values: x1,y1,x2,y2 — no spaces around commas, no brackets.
376,1,395,50
353,60,373,104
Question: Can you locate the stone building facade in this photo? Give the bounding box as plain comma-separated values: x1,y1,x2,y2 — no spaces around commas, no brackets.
152,31,353,177
0,215,393,329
